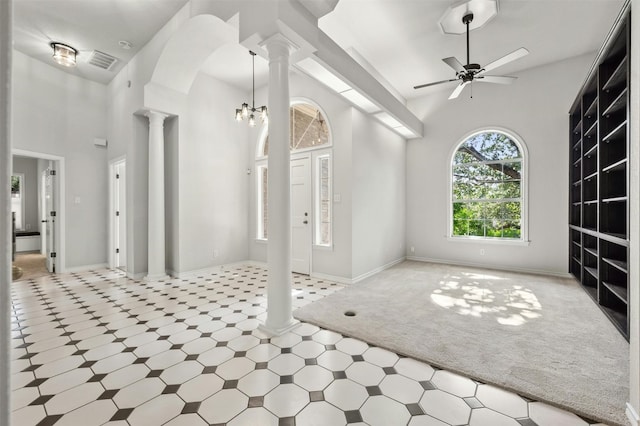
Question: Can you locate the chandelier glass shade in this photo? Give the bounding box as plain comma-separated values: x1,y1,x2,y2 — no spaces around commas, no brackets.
51,42,77,67
235,51,267,127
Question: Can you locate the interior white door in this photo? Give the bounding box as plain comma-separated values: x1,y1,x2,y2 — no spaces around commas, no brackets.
291,157,311,275
40,170,47,255
114,161,127,269
44,164,55,273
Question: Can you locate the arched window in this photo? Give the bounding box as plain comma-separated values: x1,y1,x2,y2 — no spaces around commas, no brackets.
256,102,332,246
451,130,527,240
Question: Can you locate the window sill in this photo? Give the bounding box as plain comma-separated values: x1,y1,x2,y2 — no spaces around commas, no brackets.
255,238,267,244
446,236,530,246
313,244,333,251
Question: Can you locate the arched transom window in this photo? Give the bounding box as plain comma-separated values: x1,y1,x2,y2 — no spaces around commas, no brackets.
262,103,330,156
451,130,526,240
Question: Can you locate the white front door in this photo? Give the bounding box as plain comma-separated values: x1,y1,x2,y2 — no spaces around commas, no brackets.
291,157,311,275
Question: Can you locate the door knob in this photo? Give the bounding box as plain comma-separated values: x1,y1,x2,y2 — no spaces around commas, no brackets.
303,220,308,224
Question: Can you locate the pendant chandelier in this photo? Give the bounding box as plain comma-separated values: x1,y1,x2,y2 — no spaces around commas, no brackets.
235,51,268,127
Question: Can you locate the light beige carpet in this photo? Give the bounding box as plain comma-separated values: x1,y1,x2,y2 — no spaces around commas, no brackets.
294,260,629,426
12,252,50,282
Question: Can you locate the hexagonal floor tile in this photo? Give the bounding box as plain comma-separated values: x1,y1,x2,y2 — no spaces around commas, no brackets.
394,357,435,382
216,357,256,380
263,383,309,417
529,401,590,426
296,401,345,425
198,346,234,367
178,374,224,402
475,384,528,418
127,394,184,426
311,329,342,345
160,360,203,384
362,347,399,368
293,365,334,391
317,350,353,372
430,370,477,397
228,407,278,426
113,377,165,408
360,395,411,426
419,389,471,426
292,340,326,359
346,361,385,386
45,382,104,415
335,338,369,355
246,343,281,363
469,407,521,426
199,389,249,424
54,399,118,426
238,369,280,397
228,335,260,352
379,374,425,404
270,332,303,349
324,379,368,411
268,353,305,376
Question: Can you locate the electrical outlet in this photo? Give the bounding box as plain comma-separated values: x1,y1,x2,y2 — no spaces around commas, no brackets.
213,250,219,258
410,246,415,253
480,249,485,255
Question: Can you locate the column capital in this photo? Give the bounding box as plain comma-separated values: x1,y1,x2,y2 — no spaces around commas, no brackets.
261,33,298,58
144,110,169,125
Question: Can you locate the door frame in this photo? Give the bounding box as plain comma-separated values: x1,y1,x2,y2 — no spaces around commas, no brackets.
108,156,126,270
12,149,66,272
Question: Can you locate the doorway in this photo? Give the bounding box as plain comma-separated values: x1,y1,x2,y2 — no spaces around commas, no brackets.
109,158,126,270
291,156,311,275
12,149,64,274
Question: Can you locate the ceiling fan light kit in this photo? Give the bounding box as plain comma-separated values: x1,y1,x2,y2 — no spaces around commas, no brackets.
416,0,529,99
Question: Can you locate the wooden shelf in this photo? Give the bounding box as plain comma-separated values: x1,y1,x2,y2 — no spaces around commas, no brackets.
602,281,628,303
584,121,598,138
603,257,628,273
602,158,626,173
602,55,627,92
602,88,627,117
584,247,598,257
585,266,598,279
584,97,598,118
602,120,626,143
602,196,627,203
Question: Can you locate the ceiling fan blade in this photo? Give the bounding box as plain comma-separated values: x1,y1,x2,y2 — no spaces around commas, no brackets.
481,48,529,73
414,78,458,90
442,57,465,73
476,75,517,85
449,82,469,100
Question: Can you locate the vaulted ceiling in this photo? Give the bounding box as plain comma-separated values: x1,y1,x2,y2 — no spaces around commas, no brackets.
13,0,625,102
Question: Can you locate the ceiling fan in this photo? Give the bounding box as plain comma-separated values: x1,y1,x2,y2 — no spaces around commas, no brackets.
414,12,529,99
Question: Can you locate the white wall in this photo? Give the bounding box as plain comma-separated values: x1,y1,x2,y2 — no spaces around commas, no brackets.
12,156,38,231
12,51,108,269
351,108,406,279
176,72,250,272
406,53,594,275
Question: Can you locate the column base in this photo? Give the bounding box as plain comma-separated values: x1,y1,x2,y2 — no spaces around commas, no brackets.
258,319,300,337
144,273,172,282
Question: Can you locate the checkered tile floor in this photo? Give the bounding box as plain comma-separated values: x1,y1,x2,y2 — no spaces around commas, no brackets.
10,265,607,426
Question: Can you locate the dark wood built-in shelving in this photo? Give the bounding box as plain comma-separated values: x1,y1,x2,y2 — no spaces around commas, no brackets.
568,10,630,339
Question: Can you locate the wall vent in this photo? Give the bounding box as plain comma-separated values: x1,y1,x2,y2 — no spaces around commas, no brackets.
86,50,118,71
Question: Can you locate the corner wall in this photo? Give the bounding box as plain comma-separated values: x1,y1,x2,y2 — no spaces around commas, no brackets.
406,54,594,275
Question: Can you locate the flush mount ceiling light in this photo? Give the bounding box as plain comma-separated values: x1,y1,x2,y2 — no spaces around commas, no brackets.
50,42,77,67
235,51,267,127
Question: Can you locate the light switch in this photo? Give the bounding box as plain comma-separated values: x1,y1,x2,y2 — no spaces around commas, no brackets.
74,196,81,204
333,193,341,203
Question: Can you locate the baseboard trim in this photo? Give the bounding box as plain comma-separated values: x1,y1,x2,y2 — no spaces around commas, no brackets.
406,256,572,279
65,263,109,273
310,272,352,285
127,271,146,280
627,403,640,425
351,257,406,284
171,261,264,279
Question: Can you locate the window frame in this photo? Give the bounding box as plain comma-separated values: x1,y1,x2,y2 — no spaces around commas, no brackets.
255,99,334,248
448,128,529,245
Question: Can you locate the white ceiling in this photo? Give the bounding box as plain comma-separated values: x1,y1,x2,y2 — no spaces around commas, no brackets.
12,0,625,101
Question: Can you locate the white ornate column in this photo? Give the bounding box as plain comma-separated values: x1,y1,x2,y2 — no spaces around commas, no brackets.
145,110,170,281
0,0,12,423
260,35,299,336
